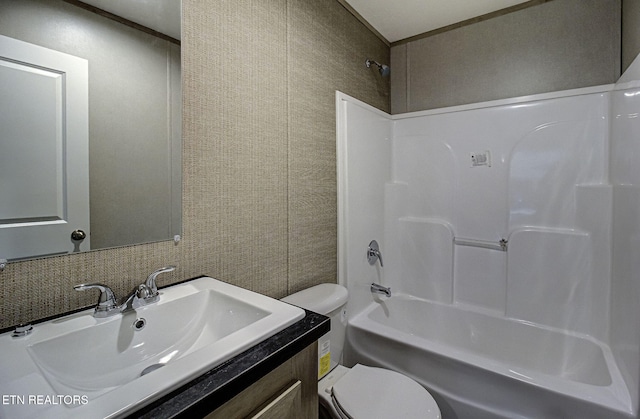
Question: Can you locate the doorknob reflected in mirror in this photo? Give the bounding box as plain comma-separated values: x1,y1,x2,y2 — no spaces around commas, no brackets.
71,229,87,241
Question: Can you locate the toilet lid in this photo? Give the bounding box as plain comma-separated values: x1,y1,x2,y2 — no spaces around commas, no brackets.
331,364,440,418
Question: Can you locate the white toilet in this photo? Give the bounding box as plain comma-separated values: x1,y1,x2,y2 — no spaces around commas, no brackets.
282,283,441,419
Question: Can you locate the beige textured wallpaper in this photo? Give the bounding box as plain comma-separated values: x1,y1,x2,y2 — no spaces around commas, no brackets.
391,0,621,113
0,0,389,329
623,0,640,73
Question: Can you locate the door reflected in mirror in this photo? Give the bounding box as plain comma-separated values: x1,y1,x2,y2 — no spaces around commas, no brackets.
0,0,181,261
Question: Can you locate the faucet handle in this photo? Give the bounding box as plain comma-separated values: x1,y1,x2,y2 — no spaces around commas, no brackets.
367,240,384,267
144,265,176,300
74,283,119,317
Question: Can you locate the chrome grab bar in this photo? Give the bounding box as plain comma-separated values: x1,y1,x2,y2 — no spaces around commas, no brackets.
453,237,507,251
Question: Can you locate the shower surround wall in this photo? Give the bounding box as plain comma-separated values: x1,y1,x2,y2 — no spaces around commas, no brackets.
337,56,640,416
388,91,611,338
611,61,640,418
340,87,611,337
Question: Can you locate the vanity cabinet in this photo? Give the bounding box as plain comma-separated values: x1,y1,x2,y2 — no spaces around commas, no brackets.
205,342,317,418
134,310,329,419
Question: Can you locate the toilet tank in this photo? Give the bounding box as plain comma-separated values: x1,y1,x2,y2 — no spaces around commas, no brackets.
281,283,348,379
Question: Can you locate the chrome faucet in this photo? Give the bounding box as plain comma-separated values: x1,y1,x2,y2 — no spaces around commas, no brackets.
367,240,384,267
141,265,176,304
74,266,176,317
73,283,121,317
371,283,391,297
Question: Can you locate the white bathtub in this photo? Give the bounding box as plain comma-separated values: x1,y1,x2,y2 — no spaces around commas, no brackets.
344,295,634,419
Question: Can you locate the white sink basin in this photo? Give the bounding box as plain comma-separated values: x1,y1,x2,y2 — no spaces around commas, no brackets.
0,277,305,419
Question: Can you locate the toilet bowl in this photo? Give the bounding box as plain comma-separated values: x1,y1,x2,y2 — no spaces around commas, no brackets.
282,283,441,419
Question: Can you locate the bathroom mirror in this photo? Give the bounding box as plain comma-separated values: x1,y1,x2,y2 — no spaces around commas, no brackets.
0,0,181,261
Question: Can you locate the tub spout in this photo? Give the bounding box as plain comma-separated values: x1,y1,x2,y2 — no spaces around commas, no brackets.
371,283,391,297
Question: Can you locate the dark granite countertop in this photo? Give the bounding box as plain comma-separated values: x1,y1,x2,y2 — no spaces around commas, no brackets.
130,308,329,418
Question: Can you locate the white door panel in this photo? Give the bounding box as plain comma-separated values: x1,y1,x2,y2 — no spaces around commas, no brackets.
0,35,89,260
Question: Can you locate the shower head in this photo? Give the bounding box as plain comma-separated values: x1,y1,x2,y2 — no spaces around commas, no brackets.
365,59,390,77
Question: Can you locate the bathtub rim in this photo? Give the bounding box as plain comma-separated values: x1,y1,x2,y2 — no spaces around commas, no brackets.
346,294,634,417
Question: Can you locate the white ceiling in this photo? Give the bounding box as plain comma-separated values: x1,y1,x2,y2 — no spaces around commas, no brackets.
343,0,531,43
79,0,181,40
78,1,533,44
